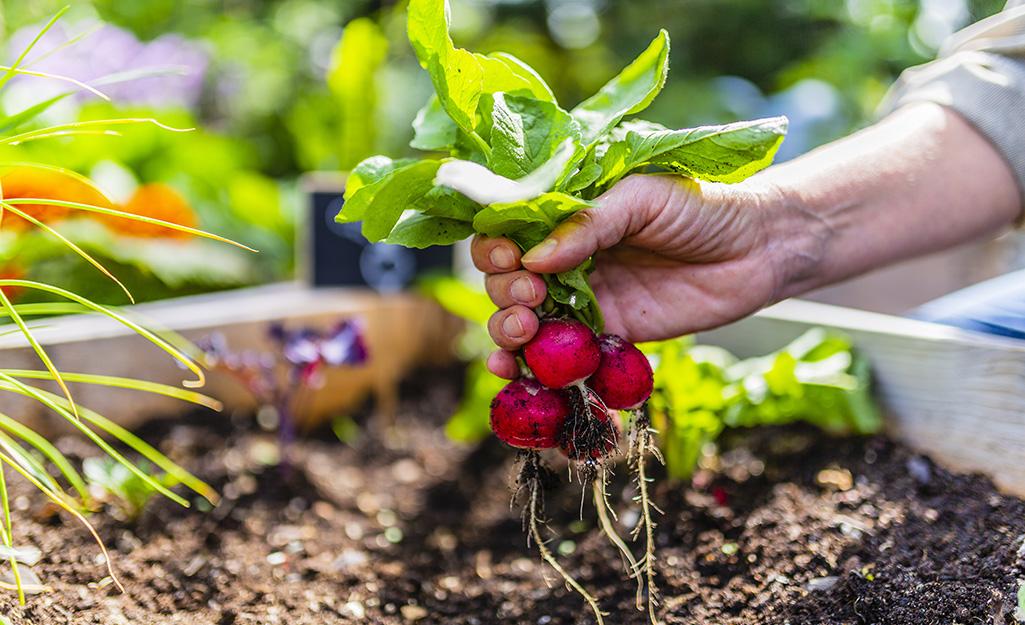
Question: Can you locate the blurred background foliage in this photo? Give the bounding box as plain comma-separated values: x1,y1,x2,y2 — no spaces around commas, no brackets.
0,0,1007,304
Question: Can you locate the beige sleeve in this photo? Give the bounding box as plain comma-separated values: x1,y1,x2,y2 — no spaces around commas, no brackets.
880,4,1025,208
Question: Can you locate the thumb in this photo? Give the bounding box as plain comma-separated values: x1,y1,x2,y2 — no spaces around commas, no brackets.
520,181,643,274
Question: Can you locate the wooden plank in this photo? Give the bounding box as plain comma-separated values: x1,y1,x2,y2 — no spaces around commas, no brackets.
0,282,462,434
697,299,1025,497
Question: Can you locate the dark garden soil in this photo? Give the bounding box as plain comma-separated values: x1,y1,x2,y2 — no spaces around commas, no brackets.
0,364,1023,624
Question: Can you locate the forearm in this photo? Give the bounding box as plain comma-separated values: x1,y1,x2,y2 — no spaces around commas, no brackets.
754,102,1022,301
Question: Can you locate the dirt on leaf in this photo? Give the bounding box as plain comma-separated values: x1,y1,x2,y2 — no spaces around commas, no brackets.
0,365,1022,624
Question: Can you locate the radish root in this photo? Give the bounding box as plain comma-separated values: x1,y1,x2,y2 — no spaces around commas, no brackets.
519,451,606,625
629,411,664,624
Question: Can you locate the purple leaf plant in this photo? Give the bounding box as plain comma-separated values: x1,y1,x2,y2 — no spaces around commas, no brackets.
197,319,369,451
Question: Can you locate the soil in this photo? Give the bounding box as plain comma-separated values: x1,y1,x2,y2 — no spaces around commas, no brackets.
0,365,1023,624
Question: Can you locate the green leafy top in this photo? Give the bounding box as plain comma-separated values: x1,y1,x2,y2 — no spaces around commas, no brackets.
337,0,787,331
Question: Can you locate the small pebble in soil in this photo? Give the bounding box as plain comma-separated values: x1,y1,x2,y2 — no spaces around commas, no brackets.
401,604,429,621
803,576,840,592
342,601,365,619
907,455,932,484
266,552,287,566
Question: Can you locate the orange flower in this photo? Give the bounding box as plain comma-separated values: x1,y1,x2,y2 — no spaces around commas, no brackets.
104,183,197,239
0,164,114,231
0,265,24,302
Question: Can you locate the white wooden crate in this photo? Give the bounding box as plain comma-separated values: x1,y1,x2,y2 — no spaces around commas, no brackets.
698,299,1025,497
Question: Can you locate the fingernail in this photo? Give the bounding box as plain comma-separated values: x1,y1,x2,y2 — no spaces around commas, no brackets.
510,277,535,304
489,246,516,271
522,238,557,264
502,313,525,338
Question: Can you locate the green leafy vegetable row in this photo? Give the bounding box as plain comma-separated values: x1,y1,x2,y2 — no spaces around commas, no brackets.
648,329,881,480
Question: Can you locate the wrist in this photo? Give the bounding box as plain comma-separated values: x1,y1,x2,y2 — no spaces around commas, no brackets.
742,175,834,304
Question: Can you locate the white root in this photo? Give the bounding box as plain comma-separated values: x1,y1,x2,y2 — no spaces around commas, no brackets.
592,475,644,610
630,422,664,625
523,454,607,625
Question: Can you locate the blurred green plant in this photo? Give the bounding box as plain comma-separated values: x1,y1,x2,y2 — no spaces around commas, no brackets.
647,328,880,481
82,456,174,523
0,9,245,604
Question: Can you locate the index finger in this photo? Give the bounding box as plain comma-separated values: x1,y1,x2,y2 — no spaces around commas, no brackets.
471,234,522,274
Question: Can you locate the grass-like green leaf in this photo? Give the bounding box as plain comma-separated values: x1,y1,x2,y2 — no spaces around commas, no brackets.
0,279,206,388
0,374,191,507
0,65,110,101
0,93,74,135
0,288,77,417
1,201,135,303
0,429,67,501
0,7,69,92
1,118,191,146
2,303,91,318
3,370,222,410
1,198,257,251
0,410,88,502
0,452,125,593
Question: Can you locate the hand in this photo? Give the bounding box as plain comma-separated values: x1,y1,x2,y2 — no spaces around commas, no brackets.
472,173,821,379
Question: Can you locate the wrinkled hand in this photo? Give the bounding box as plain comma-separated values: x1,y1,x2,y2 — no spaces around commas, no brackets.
472,173,813,379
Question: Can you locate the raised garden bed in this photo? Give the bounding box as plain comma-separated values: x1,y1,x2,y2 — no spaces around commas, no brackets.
0,367,1021,624
1,287,1024,623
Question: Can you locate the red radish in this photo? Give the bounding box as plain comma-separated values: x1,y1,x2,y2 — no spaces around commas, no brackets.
523,318,601,389
490,378,570,449
559,400,621,460
587,334,654,410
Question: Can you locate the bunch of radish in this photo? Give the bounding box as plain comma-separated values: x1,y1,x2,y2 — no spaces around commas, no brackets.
490,318,653,465
489,317,661,623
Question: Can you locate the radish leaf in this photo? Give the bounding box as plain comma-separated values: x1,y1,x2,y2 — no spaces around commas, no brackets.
598,116,789,188
343,156,420,200
472,191,593,251
387,213,476,248
342,160,441,242
411,95,458,152
490,93,581,180
338,0,787,330
571,29,670,148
